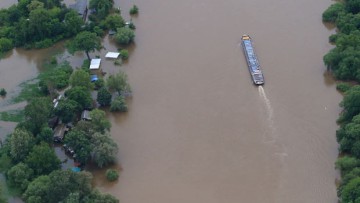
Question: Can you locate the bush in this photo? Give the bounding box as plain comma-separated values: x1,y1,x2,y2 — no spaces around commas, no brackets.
110,96,127,112
336,156,360,176
120,49,129,60
105,169,119,181
129,5,139,15
97,87,112,106
0,88,6,96
128,22,136,30
50,56,58,64
114,59,122,66
94,78,105,89
0,37,13,52
34,39,54,49
337,82,352,93
115,27,135,45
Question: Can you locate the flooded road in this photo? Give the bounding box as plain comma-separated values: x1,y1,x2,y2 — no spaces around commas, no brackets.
0,0,341,203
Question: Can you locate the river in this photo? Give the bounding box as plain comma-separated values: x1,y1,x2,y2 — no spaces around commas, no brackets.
0,0,341,203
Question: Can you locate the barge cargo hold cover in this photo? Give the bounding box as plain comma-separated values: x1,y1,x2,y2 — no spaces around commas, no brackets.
241,35,264,85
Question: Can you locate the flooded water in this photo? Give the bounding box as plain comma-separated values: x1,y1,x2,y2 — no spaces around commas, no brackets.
0,0,341,203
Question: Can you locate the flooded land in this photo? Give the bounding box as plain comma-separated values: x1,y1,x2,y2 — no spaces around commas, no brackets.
0,0,341,203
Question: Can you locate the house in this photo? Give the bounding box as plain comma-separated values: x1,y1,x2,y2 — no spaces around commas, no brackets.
69,0,88,21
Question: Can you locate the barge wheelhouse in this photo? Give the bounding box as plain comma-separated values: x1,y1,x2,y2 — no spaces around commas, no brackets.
241,35,264,85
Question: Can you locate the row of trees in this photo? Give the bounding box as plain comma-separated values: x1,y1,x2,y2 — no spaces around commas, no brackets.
323,0,360,202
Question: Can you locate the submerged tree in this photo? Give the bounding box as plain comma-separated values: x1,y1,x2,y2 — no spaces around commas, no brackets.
106,71,131,95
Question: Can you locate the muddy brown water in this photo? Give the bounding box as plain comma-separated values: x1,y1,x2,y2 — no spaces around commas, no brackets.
1,0,341,203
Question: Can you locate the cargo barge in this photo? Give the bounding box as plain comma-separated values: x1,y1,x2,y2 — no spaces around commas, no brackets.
241,35,264,85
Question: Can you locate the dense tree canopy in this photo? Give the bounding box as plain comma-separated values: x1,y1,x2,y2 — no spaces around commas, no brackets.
25,142,61,176
64,130,92,164
65,86,93,110
323,1,360,202
7,162,33,191
24,97,52,134
54,99,80,123
10,128,34,163
69,69,94,90
89,0,114,20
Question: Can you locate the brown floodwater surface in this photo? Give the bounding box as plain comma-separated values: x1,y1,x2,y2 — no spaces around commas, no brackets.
105,0,341,203
0,0,341,203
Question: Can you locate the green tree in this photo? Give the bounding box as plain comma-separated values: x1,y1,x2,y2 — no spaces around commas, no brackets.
92,132,118,167
65,86,93,110
64,192,80,203
7,162,33,191
46,170,92,203
36,126,53,144
105,169,119,181
83,189,119,203
69,69,94,90
0,37,13,52
89,0,114,20
115,27,135,45
110,95,127,112
346,0,360,14
89,109,111,133
23,175,51,203
336,156,360,176
0,185,6,203
341,177,360,203
106,71,131,95
54,99,80,123
27,0,44,11
25,142,61,176
339,167,360,196
129,5,138,15
322,2,345,22
104,14,125,31
97,87,112,106
120,49,129,60
64,130,92,164
64,10,84,37
74,120,96,136
70,31,101,60
10,128,34,162
28,8,62,41
340,86,360,123
24,97,52,134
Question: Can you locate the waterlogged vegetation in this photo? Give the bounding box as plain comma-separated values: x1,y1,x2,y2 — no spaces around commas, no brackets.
323,0,360,202
0,0,138,202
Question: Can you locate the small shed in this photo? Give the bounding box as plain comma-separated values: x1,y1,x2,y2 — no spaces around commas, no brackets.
105,52,120,59
90,59,101,70
53,124,69,143
81,110,91,121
